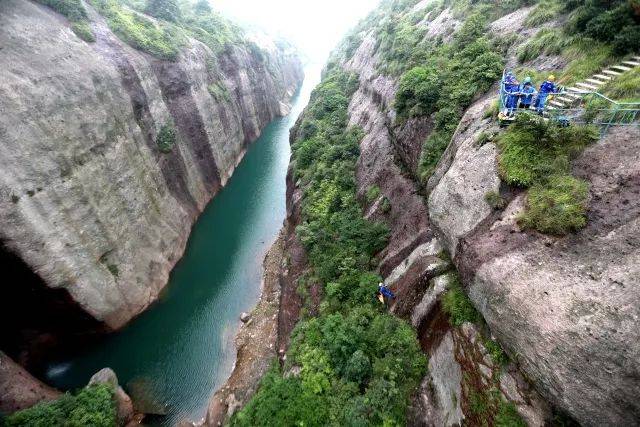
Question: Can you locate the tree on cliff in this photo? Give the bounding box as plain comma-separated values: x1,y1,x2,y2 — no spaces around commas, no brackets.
194,0,212,15
145,0,182,23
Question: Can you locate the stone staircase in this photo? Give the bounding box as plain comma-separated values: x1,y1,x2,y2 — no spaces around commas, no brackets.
548,55,640,109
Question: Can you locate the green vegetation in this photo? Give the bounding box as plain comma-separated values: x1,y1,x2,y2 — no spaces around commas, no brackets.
495,401,527,427
107,263,120,278
519,175,589,235
232,68,426,426
207,81,230,102
388,8,503,183
518,0,638,84
442,275,482,326
484,190,507,210
484,337,509,366
600,68,640,102
365,185,382,204
525,0,563,27
496,114,597,235
145,0,181,23
156,122,177,153
5,384,116,427
87,0,250,61
35,0,96,42
496,114,596,187
90,0,184,60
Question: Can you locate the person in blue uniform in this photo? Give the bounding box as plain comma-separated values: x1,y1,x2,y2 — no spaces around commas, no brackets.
503,72,520,116
518,77,537,109
534,75,558,114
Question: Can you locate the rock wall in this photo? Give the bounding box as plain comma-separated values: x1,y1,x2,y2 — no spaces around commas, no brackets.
0,0,303,332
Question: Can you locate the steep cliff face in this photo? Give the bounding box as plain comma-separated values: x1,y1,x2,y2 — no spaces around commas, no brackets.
0,0,302,344
273,0,639,426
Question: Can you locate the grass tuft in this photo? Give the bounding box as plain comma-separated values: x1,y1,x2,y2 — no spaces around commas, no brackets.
518,175,589,235
442,275,481,326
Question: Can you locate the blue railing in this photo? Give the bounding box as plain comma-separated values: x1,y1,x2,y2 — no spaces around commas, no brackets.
498,69,640,134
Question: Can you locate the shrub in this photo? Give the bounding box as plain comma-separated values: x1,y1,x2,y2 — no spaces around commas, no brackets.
207,81,230,102
71,21,96,42
365,185,381,204
518,174,589,235
613,25,640,56
496,114,597,187
5,384,116,427
442,276,481,326
145,0,181,23
36,0,96,42
418,130,450,183
193,0,211,14
36,0,88,21
156,122,177,153
484,191,507,210
517,28,569,63
524,0,563,27
89,0,183,61
495,401,527,427
396,66,441,118
484,337,509,365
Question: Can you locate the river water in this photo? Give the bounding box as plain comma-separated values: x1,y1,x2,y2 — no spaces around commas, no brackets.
44,66,319,426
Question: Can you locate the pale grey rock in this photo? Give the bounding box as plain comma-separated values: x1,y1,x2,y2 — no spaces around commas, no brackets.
0,0,302,328
239,312,251,323
454,124,640,425
411,273,453,328
428,332,464,426
427,95,500,257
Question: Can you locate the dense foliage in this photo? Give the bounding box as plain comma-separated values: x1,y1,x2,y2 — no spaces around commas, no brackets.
496,114,598,235
84,0,254,61
144,0,181,23
232,68,426,426
390,8,504,182
4,384,116,427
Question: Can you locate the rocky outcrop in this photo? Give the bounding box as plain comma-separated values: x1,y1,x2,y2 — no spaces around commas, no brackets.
88,367,136,425
0,0,302,337
436,125,640,426
0,351,61,414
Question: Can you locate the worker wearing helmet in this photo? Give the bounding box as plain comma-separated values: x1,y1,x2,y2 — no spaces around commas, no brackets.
503,72,520,116
518,77,537,109
534,75,558,114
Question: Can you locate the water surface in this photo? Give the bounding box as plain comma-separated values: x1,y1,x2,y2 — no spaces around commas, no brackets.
45,66,319,425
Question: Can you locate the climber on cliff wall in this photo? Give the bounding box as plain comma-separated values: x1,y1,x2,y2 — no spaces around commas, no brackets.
534,75,559,114
518,77,537,109
377,282,396,307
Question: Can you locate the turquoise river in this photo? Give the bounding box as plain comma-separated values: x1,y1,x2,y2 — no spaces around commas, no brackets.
45,66,319,426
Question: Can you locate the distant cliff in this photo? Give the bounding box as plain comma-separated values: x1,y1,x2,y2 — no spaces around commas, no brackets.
0,0,302,342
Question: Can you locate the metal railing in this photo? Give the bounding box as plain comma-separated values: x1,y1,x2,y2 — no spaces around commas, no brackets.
498,69,640,135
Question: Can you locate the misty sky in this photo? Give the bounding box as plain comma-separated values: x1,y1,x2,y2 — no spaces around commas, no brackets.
212,0,381,62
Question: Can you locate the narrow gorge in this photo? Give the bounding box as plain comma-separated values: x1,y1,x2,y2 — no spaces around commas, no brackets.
1,0,639,426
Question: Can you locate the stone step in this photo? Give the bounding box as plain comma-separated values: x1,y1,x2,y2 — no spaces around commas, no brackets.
622,60,640,67
585,78,605,86
563,91,582,99
576,82,598,90
549,100,566,108
556,96,575,104
567,87,590,93
610,65,632,72
602,69,622,76
593,74,612,81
